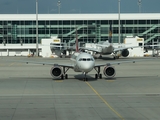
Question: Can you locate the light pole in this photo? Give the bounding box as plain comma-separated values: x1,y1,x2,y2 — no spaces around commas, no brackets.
138,0,142,13
57,1,61,14
118,0,121,44
36,0,39,56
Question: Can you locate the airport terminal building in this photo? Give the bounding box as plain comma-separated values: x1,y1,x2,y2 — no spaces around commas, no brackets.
0,13,160,44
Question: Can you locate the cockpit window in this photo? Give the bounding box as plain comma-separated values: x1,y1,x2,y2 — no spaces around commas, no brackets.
79,58,94,61
83,58,86,61
88,58,93,61
79,58,82,61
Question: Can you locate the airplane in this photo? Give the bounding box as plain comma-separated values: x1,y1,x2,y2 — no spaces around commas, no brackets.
82,23,141,59
83,40,134,59
6,31,152,81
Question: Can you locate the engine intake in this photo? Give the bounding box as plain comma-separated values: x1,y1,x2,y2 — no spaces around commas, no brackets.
121,49,129,57
50,66,63,78
103,66,116,78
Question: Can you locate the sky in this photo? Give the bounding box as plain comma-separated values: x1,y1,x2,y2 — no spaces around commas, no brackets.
0,0,159,14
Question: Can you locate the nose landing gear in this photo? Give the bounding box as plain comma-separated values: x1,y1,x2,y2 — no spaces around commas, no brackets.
83,72,88,81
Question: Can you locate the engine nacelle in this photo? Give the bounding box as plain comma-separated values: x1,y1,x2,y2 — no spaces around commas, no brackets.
50,66,63,78
121,49,129,57
103,66,116,78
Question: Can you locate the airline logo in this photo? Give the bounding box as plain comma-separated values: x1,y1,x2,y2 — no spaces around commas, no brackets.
137,38,143,41
53,39,60,43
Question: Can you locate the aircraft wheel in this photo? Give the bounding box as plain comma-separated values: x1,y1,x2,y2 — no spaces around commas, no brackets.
116,56,119,59
61,75,64,79
83,77,88,81
95,74,98,79
65,74,68,79
99,55,102,59
99,74,102,79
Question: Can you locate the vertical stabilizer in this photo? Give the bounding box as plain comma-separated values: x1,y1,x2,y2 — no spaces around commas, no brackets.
75,28,79,52
109,21,112,43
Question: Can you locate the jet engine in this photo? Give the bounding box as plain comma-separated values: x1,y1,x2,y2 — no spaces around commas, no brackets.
50,66,63,78
103,66,116,78
121,49,129,57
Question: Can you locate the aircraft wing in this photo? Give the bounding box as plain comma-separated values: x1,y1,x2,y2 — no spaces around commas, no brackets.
5,59,74,68
94,60,136,67
113,46,141,52
80,47,101,52
49,45,102,53
94,58,155,67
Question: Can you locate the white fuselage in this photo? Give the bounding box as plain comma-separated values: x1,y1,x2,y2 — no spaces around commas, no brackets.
70,52,95,73
101,44,114,55
96,41,114,55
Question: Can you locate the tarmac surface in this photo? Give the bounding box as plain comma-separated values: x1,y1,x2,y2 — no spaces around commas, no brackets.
0,56,160,120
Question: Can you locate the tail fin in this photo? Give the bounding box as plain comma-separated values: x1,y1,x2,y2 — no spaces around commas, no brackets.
109,21,112,43
75,28,79,52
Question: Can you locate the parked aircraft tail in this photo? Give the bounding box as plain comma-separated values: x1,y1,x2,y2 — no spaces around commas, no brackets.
109,21,112,43
75,28,79,52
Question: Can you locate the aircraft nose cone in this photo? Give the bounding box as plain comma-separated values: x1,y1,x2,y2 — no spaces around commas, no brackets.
80,62,94,72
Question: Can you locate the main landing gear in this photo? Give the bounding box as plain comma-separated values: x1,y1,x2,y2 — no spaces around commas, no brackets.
61,67,69,80
59,67,103,81
113,55,119,60
94,66,102,79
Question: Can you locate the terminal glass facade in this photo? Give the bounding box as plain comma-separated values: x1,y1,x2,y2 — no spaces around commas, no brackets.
0,19,160,44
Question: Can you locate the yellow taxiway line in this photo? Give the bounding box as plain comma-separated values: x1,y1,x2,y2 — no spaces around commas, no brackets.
55,80,63,82
8,62,16,67
86,81,124,120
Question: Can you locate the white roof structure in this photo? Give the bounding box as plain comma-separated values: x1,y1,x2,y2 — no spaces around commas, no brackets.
0,13,160,21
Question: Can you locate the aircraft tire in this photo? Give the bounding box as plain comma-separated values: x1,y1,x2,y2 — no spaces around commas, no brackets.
65,74,68,79
99,74,102,79
61,75,64,79
95,74,98,79
83,77,88,81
